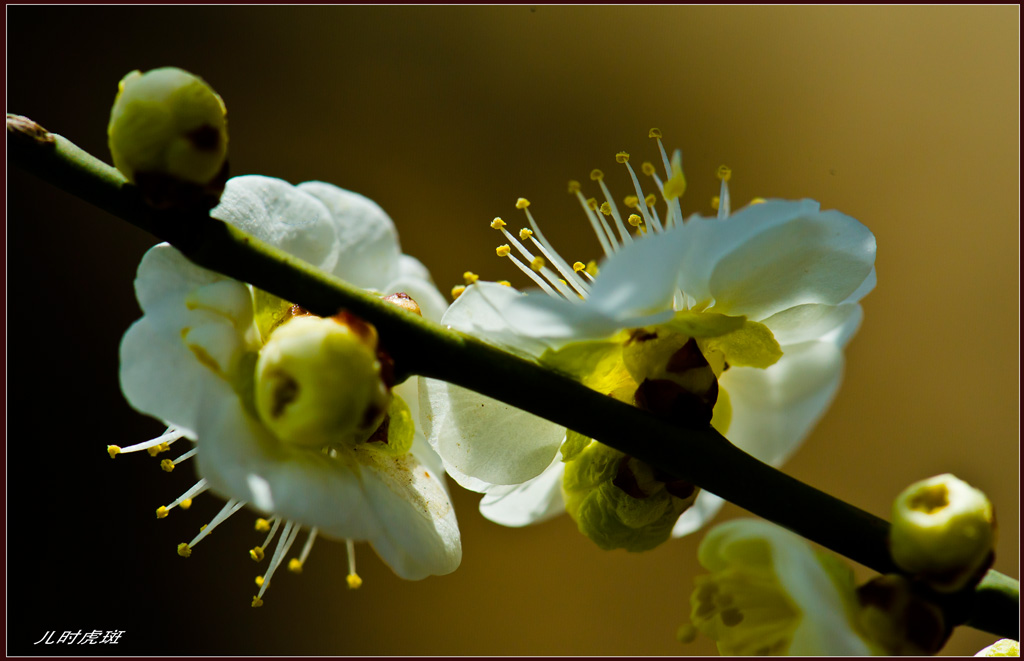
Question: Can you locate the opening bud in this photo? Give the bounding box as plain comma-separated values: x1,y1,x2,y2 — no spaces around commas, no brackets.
889,473,996,592
108,67,229,209
254,314,390,449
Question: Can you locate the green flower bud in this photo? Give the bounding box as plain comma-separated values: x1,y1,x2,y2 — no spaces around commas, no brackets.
975,639,1020,657
563,442,698,552
254,314,390,449
108,67,228,208
889,473,996,592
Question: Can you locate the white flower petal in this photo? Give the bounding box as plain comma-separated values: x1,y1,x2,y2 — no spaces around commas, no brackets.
479,457,566,527
211,175,341,274
195,394,459,578
719,340,844,468
703,202,876,320
760,303,861,346
396,254,433,283
442,282,552,356
297,181,402,288
501,290,672,345
419,377,565,486
842,265,877,304
671,492,726,538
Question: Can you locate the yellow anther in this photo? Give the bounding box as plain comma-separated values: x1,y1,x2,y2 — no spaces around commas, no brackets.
519,228,533,240
346,573,363,590
450,285,466,300
589,169,604,181
177,543,192,558
530,256,545,272
623,195,639,208
586,260,599,276
497,280,512,287
716,165,732,182
515,198,530,209
463,271,479,285
599,202,611,216
495,245,511,257
615,152,629,164
147,442,169,457
572,262,586,272
641,162,656,176
156,506,169,519
180,499,193,510
648,128,663,139
750,197,766,205
250,546,265,562
490,217,506,230
628,214,643,227
644,193,657,208
254,518,271,532
711,196,720,211
107,445,121,458
567,180,581,193
255,575,264,587
251,596,264,608
160,459,175,473
586,197,598,211
288,558,304,573
199,524,207,532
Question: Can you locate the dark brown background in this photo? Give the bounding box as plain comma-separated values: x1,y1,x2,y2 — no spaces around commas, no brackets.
7,6,1018,656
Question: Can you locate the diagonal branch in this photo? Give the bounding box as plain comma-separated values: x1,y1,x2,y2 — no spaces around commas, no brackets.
8,114,1018,640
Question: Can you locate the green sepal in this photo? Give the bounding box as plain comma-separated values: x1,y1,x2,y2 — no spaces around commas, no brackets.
561,429,592,463
372,394,416,457
253,287,294,343
662,310,746,338
698,319,782,369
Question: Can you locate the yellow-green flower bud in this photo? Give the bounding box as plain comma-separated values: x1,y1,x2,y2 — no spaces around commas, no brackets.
889,473,996,592
254,314,390,449
975,639,1020,657
108,67,228,208
563,442,698,551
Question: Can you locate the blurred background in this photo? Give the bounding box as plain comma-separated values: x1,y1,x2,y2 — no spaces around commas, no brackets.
7,5,1018,656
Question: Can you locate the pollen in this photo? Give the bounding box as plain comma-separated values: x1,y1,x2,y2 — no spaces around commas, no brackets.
615,152,630,164
567,180,581,193
586,198,598,211
255,518,271,532
624,195,639,208
496,245,511,257
530,256,545,272
147,442,170,456
648,128,663,138
255,575,265,587
463,271,479,285
497,280,511,287
750,197,766,205
519,228,533,240
288,558,303,573
156,506,169,519
641,162,656,176
346,573,363,590
589,169,604,181
716,165,732,182
515,198,530,209
628,214,643,227
587,260,599,276
711,196,720,211
644,194,657,207
180,499,193,510
599,202,611,216
107,445,121,458
490,217,507,230
573,262,586,272
451,285,466,299
251,596,264,608
250,546,265,562
160,459,175,473
177,543,192,558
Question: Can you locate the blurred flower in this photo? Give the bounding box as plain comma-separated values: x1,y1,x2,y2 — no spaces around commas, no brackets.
976,640,1020,657
112,176,460,605
679,518,880,655
421,134,876,550
889,473,996,592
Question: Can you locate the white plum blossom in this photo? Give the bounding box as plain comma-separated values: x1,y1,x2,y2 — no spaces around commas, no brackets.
114,175,460,605
421,135,876,550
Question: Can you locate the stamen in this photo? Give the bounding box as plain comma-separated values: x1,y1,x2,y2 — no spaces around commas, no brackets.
620,156,662,233
518,207,591,297
256,521,301,601
595,167,634,246
182,498,245,554
451,285,466,300
346,538,362,589
171,447,197,466
160,459,175,473
571,190,615,256
157,478,209,517
462,271,479,285
492,218,576,299
289,527,318,574
716,165,732,219
497,281,511,287
255,518,272,532
108,428,186,458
